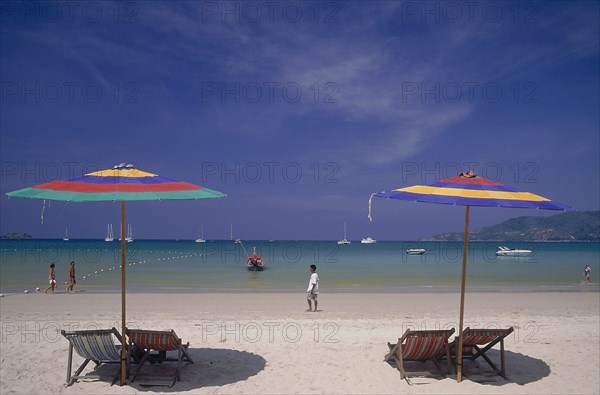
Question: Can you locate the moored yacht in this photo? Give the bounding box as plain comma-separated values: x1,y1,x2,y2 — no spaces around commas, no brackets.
105,224,114,242
195,226,206,243
337,222,351,245
360,237,376,244
496,246,532,257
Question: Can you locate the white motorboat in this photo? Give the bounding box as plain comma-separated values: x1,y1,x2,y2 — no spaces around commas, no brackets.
496,246,532,257
337,222,351,245
105,224,114,242
406,248,426,255
361,237,376,244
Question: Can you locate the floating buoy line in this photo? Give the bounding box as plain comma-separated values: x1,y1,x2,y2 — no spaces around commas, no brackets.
0,248,219,295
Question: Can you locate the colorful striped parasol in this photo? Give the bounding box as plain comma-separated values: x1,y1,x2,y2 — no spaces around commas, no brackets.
369,170,574,382
6,163,225,385
6,164,225,202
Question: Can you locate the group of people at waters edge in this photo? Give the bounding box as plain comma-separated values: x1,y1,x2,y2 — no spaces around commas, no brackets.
40,261,320,311
40,261,591,302
43,261,75,294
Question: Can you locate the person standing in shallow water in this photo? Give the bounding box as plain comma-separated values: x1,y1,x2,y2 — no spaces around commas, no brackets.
584,264,591,285
44,263,56,294
66,261,76,293
306,264,319,312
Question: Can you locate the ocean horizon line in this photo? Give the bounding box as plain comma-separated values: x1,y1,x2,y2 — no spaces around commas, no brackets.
2,238,599,243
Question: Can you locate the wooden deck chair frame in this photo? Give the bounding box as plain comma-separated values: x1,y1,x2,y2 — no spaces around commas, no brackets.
384,329,455,385
61,327,126,386
126,328,194,387
452,327,514,379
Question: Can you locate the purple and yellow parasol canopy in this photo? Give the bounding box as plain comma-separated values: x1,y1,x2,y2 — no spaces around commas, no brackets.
6,164,225,202
372,173,574,211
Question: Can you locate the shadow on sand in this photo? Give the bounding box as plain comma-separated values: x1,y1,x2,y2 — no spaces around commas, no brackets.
386,349,550,386
88,347,266,391
460,349,550,385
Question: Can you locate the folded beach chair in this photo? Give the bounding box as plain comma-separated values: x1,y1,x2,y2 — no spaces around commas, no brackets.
126,328,194,387
384,329,455,384
61,327,127,386
452,327,514,378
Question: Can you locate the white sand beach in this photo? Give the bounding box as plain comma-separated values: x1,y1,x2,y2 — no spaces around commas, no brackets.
1,291,598,394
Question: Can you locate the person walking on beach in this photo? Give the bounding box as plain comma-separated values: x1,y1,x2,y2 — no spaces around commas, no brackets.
66,261,76,293
44,263,56,294
306,264,319,312
584,264,591,285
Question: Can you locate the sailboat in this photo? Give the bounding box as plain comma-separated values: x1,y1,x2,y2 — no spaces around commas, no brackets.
125,224,134,243
105,224,114,242
231,224,241,243
63,228,69,241
195,226,206,243
337,222,351,245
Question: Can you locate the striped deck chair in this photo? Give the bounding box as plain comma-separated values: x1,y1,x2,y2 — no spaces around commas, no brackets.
126,328,194,387
384,329,455,384
452,327,514,379
61,327,125,386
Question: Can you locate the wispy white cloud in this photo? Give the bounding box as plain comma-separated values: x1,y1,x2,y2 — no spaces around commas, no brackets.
5,1,598,171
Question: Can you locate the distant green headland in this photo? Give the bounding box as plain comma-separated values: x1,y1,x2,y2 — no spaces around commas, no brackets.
430,210,600,242
0,233,33,239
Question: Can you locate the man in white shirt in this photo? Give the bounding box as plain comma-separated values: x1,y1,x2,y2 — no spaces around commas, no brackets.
306,264,319,312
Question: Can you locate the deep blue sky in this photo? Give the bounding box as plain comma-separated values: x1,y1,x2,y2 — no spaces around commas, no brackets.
1,1,599,240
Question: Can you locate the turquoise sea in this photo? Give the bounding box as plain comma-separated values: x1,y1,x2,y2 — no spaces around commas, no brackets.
0,240,598,293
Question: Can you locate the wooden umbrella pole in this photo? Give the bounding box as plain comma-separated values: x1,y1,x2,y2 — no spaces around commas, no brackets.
120,201,127,385
457,205,470,383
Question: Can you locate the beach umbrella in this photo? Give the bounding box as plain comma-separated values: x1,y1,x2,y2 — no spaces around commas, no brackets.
368,170,573,382
6,162,226,385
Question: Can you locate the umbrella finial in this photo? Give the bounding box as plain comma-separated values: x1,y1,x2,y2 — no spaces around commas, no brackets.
113,162,136,170
459,170,477,178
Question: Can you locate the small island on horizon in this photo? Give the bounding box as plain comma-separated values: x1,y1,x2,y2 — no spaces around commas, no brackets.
0,232,33,239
